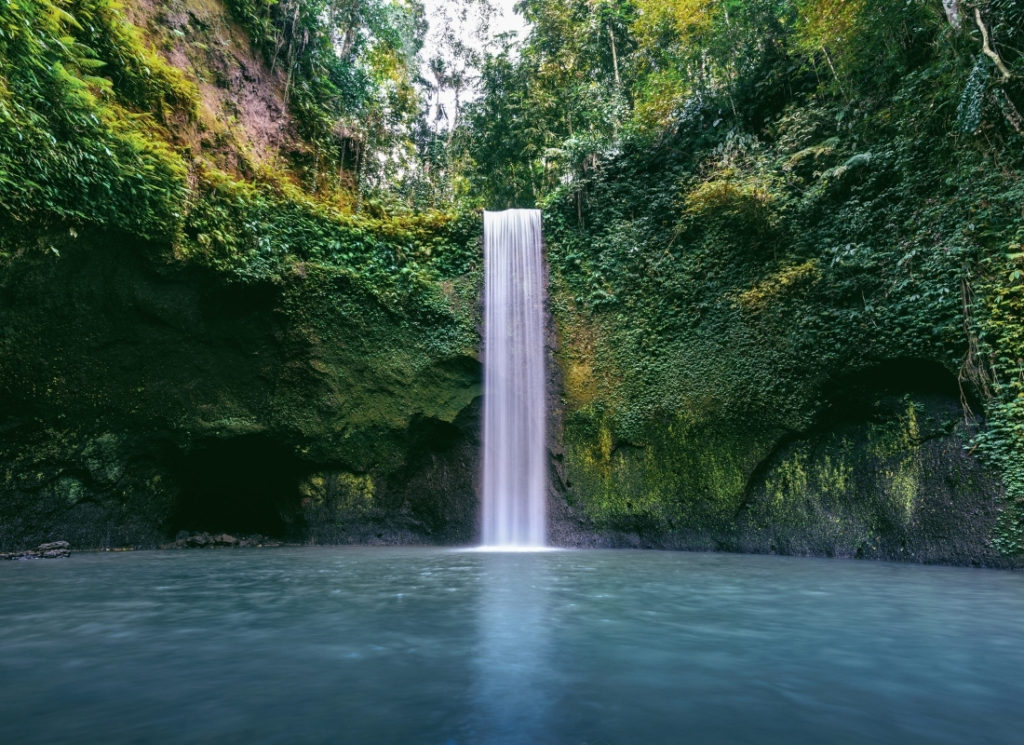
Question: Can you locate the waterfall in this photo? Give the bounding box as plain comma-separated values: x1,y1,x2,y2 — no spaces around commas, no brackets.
482,209,547,547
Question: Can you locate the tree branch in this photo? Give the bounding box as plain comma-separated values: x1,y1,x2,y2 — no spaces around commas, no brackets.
975,7,1012,81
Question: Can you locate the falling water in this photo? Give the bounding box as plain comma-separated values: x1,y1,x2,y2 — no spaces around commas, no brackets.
482,209,547,547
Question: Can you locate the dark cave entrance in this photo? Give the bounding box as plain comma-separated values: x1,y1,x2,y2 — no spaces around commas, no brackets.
170,435,308,538
822,358,972,421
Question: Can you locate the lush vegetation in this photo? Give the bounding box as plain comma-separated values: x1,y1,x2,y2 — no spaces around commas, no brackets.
222,0,427,191
448,0,1024,552
0,0,478,301
0,0,489,549
2,0,1023,555
0,0,192,241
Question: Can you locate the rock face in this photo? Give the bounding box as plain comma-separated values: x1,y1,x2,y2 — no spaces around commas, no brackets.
0,233,482,551
549,352,1015,567
731,390,1000,564
0,230,1012,566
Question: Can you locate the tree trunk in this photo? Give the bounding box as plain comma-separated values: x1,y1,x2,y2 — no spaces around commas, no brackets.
607,25,620,86
943,0,961,29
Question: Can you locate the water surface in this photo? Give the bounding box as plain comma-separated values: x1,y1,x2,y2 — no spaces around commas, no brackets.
1,548,1022,744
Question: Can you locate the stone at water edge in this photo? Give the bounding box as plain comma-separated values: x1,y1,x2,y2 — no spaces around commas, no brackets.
0,540,71,560
186,533,212,547
164,531,280,548
37,541,71,558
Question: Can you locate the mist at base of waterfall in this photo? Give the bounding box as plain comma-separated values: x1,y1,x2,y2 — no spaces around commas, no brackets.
2,547,1023,745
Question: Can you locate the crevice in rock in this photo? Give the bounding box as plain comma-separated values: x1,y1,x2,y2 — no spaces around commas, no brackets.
821,357,973,420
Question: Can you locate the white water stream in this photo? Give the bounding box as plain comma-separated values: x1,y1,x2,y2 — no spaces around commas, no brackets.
481,209,547,547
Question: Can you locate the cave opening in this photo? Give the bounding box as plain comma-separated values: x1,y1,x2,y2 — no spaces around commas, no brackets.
822,358,972,421
169,435,308,538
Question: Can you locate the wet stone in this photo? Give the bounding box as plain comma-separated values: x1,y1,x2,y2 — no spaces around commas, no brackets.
1,540,71,560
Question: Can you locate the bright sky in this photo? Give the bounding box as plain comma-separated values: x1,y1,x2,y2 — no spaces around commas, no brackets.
486,0,529,37
418,0,529,123
420,0,528,48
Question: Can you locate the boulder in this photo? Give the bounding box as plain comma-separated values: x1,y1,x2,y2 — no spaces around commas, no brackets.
186,532,212,547
36,540,71,558
1,540,71,560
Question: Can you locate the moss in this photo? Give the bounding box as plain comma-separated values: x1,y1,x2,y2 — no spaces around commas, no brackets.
563,406,774,533
301,472,374,513
885,401,922,523
82,433,125,485
729,391,994,561
0,218,481,548
268,262,480,467
746,441,861,554
733,260,821,311
54,476,87,506
763,451,810,523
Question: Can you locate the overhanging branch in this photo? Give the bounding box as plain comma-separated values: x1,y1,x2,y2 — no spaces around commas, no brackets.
975,7,1013,81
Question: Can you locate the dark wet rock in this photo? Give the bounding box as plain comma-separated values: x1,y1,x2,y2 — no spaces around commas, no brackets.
187,532,211,547
163,531,281,549
37,540,71,558
551,369,1018,567
1,540,71,560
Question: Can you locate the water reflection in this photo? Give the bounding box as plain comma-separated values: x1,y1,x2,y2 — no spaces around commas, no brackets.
472,553,552,744
2,549,1024,745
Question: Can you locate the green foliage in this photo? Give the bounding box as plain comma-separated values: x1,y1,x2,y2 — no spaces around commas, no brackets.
180,166,482,339
461,0,634,207
222,0,425,191
0,0,190,241
973,221,1024,554
793,0,936,98
0,0,482,362
4,0,1024,555
68,0,198,118
455,0,1024,546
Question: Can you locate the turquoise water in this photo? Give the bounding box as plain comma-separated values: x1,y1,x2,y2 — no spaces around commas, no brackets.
1,547,1022,744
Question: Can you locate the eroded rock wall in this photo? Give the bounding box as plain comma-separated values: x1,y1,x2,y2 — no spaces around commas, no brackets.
0,230,481,550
